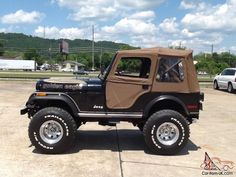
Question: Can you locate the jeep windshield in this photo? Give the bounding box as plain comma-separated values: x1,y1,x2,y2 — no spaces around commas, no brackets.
98,53,117,80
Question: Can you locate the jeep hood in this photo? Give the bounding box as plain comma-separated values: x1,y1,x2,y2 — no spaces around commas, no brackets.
36,77,102,92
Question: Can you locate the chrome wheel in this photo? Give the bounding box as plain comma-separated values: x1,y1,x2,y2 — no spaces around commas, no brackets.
156,122,180,146
39,120,63,144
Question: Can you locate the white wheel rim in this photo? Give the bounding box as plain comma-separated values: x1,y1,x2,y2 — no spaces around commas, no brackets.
39,120,63,144
156,122,180,146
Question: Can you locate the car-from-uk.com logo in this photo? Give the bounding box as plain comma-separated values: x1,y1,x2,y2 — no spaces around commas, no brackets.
201,152,234,175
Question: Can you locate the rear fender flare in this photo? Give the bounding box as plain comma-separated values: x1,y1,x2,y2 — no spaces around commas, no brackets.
143,95,189,118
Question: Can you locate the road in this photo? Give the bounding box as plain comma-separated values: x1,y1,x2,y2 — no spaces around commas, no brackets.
0,81,235,177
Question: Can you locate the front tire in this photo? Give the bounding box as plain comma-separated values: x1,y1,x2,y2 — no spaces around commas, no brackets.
227,83,234,93
28,107,77,154
143,110,189,155
213,80,219,90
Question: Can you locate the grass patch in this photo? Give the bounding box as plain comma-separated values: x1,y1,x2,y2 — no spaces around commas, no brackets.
0,71,214,82
0,71,99,79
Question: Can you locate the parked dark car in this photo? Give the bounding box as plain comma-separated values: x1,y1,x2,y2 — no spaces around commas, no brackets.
73,69,89,75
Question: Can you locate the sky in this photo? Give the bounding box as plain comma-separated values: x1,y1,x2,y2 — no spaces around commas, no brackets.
0,0,236,54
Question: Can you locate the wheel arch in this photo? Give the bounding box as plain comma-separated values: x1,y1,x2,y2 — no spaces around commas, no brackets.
143,95,189,119
26,93,79,118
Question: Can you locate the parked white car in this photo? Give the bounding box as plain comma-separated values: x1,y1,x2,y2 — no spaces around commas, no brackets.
61,68,74,72
213,68,236,93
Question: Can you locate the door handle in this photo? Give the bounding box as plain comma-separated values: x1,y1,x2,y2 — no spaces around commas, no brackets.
142,85,149,89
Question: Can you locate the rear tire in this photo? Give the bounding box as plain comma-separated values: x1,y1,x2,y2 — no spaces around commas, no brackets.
143,110,189,155
28,107,77,154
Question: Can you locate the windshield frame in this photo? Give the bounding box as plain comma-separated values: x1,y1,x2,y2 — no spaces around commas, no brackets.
98,53,117,81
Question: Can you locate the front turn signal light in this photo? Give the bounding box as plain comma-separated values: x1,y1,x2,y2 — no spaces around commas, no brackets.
36,92,47,96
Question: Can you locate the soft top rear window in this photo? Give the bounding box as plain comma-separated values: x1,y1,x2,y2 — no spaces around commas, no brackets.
156,56,184,82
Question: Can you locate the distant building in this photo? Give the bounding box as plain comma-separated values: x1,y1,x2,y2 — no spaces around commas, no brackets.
0,56,36,70
60,61,85,72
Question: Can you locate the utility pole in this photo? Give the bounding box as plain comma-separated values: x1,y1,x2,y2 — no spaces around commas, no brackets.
43,26,46,39
100,46,103,70
92,25,95,71
211,44,214,56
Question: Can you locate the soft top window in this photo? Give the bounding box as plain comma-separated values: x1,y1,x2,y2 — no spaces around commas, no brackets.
156,57,184,82
115,57,151,78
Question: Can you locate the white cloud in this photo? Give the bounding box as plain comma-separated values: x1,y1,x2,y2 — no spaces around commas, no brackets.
181,0,236,32
1,10,45,24
68,6,116,21
34,26,87,39
179,0,207,10
169,40,187,48
130,35,160,48
0,28,6,33
56,0,116,21
117,0,165,9
129,11,155,21
100,12,159,48
55,0,164,21
230,46,236,52
159,17,179,33
179,0,207,11
181,28,202,38
102,18,157,35
180,0,196,9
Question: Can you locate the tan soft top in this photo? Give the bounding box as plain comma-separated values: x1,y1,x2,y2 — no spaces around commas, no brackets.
106,47,199,109
118,47,192,58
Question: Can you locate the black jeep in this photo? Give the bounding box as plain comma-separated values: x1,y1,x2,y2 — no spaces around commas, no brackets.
21,47,204,154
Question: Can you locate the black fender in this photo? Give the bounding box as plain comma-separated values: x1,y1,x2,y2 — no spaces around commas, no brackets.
25,92,79,117
143,95,189,118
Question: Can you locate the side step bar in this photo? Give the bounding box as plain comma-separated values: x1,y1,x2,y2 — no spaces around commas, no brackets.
78,112,143,119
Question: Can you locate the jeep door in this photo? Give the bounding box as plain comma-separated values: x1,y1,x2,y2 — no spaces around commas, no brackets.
105,53,156,109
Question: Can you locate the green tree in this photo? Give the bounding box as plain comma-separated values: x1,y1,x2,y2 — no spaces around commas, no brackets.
101,53,113,68
195,53,230,77
120,44,139,50
169,45,186,50
0,43,4,56
23,48,42,65
24,48,39,60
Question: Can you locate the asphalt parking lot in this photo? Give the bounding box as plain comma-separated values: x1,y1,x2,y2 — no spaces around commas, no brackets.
0,81,235,177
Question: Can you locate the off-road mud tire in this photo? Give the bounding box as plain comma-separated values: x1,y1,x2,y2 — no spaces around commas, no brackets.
143,110,189,155
28,107,77,154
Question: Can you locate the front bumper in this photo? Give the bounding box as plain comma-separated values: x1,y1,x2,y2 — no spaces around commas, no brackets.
20,107,28,115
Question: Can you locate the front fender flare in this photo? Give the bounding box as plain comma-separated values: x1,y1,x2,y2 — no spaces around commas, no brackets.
26,92,79,117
